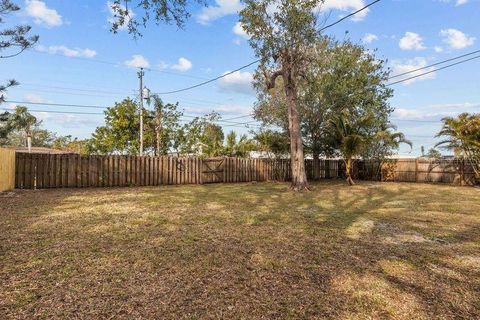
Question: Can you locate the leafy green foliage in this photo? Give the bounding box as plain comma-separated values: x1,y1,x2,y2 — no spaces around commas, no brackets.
87,98,148,155
176,112,225,157
435,113,480,179
254,37,396,159
224,131,256,157
241,0,323,190
147,95,183,155
0,106,79,149
253,129,289,158
329,111,410,185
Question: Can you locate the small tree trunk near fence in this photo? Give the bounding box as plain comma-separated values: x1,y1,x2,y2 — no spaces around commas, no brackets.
345,158,355,186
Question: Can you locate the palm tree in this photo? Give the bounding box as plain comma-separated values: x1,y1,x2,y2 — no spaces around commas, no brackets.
330,112,371,185
331,113,412,185
435,113,480,179
374,126,412,151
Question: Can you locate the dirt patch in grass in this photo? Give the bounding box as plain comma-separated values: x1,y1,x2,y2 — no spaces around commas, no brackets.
1,181,479,319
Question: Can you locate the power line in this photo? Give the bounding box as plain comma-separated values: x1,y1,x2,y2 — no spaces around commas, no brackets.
34,49,212,81
4,100,107,109
389,49,480,79
156,0,382,95
10,49,480,124
387,55,480,86
156,60,261,95
319,0,381,32
20,83,129,95
0,108,103,116
2,101,262,127
11,88,127,99
24,47,480,103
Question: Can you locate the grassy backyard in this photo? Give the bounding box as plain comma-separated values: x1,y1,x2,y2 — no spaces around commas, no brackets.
1,181,479,319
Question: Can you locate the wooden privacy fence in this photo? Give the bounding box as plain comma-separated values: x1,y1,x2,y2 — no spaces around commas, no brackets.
14,153,342,189
0,148,16,191
352,159,477,185
14,153,476,189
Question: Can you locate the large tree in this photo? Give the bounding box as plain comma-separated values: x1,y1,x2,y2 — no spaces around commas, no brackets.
241,0,323,191
87,98,152,155
254,37,394,161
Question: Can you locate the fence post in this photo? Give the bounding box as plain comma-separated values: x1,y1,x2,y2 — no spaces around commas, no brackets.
415,158,419,183
199,158,203,185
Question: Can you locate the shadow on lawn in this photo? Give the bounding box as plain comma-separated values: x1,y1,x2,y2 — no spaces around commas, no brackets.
1,182,479,319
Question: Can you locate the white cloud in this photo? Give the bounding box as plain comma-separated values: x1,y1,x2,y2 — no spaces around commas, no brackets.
171,57,193,72
399,32,426,51
233,22,249,39
197,0,243,25
440,28,475,49
394,102,479,120
362,33,378,44
124,55,150,68
218,71,254,95
391,57,436,85
434,46,444,53
107,1,135,31
36,45,97,58
25,0,62,27
440,0,469,6
321,0,370,21
157,61,169,70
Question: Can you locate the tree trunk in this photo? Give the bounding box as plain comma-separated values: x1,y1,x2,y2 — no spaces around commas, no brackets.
283,68,308,191
155,111,162,156
345,158,355,186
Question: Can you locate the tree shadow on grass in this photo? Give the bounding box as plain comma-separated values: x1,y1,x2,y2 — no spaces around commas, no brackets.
1,182,479,319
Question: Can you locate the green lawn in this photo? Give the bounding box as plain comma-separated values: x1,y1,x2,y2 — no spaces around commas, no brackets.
1,181,479,319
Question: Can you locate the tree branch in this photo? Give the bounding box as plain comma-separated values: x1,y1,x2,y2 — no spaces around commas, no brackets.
265,70,283,90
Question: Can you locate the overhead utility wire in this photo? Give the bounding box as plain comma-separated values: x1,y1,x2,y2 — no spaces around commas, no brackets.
0,108,103,116
156,60,261,95
23,47,480,101
7,52,480,124
156,0,381,95
387,54,480,86
389,49,480,79
318,0,381,32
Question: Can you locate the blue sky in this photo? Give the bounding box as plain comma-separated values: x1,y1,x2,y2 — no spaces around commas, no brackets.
2,0,480,155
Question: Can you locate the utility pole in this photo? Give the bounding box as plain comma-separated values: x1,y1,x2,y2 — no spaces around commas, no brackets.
138,68,145,156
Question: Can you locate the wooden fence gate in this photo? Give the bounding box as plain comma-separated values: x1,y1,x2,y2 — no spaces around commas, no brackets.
201,158,225,184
